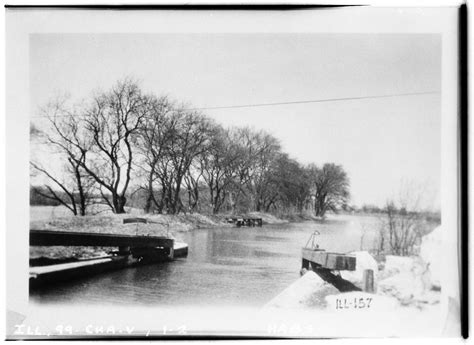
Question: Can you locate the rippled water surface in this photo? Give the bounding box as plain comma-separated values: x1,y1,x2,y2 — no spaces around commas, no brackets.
31,215,383,306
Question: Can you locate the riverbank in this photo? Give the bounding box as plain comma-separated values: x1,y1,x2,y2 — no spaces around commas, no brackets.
29,206,305,262
264,225,459,336
29,207,296,235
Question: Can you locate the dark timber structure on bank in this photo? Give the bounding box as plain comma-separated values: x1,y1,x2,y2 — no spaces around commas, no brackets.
226,217,263,227
29,218,187,289
301,231,373,292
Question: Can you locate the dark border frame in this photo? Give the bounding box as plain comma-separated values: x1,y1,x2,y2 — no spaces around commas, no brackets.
459,3,468,340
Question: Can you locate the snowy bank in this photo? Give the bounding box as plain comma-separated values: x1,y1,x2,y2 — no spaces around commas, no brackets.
266,234,443,310
340,251,379,288
377,226,443,307
419,225,442,289
264,271,338,309
261,226,458,336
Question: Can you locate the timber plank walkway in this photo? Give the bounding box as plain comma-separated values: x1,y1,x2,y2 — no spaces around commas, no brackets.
29,218,187,288
30,257,114,276
30,229,174,248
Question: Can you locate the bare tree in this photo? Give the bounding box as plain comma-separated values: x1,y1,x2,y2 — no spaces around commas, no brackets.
251,132,281,212
75,78,151,213
30,161,94,216
379,181,428,256
33,78,356,219
183,164,203,213
263,154,311,213
138,103,214,214
199,126,244,214
225,127,282,213
135,95,175,213
309,163,350,217
31,98,94,216
161,110,214,214
222,127,255,213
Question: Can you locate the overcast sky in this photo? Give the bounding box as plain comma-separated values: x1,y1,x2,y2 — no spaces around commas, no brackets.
30,33,441,210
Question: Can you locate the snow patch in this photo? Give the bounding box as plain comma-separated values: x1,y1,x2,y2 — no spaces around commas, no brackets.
419,226,442,289
383,255,415,276
264,271,337,309
340,251,378,286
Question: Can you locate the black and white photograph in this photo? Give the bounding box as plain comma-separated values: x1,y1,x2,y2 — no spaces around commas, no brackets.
4,4,465,339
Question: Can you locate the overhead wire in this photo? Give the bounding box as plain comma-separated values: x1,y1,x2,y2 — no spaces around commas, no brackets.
31,90,439,118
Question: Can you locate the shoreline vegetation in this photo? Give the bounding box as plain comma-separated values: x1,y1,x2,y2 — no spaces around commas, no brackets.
30,204,440,264
29,205,318,263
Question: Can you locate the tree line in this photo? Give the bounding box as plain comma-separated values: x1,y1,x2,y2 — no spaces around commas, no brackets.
31,79,350,217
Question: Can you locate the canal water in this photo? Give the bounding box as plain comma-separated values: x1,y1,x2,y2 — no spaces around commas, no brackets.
30,215,383,307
